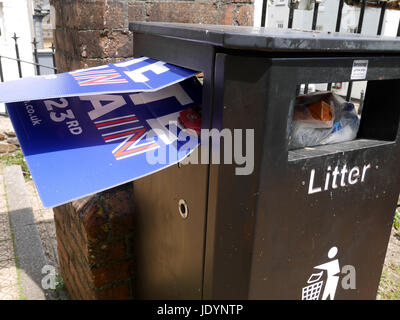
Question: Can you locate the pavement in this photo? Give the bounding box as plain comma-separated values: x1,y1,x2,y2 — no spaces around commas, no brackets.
0,169,18,299
0,165,64,300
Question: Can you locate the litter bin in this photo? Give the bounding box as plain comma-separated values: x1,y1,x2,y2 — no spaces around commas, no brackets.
129,22,400,300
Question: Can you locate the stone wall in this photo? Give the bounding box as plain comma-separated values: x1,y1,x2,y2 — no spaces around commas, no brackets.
50,0,254,72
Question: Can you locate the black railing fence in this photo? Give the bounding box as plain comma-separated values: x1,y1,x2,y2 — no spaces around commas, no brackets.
261,0,400,100
0,33,57,115
0,32,57,83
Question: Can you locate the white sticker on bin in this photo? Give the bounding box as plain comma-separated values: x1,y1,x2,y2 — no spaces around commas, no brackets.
350,60,368,80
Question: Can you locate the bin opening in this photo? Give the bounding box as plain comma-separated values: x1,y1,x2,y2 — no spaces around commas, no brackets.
289,77,400,154
288,89,361,150
0,57,204,208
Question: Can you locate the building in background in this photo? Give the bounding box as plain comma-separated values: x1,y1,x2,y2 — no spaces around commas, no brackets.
0,0,35,81
33,0,53,49
256,0,400,36
0,0,55,113
0,0,35,113
253,0,400,100
32,0,55,76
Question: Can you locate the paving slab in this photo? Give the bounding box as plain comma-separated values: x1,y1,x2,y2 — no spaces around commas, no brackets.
3,165,47,300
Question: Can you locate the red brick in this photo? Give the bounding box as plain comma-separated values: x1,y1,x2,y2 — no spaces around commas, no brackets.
56,183,134,246
222,0,253,3
63,30,81,58
54,29,65,53
58,262,82,299
57,225,116,285
50,0,65,29
125,234,134,258
102,30,133,58
53,0,127,31
78,185,135,241
55,208,89,259
54,183,135,299
74,29,133,59
77,30,106,59
62,2,76,30
106,190,135,236
92,260,134,287
237,5,253,26
57,228,89,276
57,235,85,279
72,0,107,30
56,52,75,73
75,201,111,242
146,3,219,24
87,239,127,266
55,202,88,242
69,263,96,299
105,1,127,29
128,2,145,21
95,281,131,300
57,235,102,299
80,57,127,68
57,241,87,299
220,4,236,25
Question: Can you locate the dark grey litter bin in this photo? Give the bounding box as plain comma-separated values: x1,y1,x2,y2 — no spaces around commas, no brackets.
129,22,400,300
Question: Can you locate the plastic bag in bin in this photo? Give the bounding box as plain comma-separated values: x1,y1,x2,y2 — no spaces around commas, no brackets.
289,91,360,150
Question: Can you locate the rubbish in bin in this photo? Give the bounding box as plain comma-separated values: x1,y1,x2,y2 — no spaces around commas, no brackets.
289,91,360,150
0,57,203,208
178,104,202,134
293,100,334,129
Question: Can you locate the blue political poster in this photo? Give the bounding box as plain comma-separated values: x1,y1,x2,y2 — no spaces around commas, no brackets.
0,57,197,103
2,58,202,208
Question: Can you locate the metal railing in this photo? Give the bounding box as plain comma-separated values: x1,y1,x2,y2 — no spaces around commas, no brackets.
0,33,57,115
260,0,400,100
0,32,57,83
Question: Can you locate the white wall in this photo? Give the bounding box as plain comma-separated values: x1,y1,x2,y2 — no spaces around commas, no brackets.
0,0,35,113
254,0,264,27
383,8,400,37
0,0,35,82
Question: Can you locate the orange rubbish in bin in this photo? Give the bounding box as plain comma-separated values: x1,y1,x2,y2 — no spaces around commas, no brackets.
308,101,333,122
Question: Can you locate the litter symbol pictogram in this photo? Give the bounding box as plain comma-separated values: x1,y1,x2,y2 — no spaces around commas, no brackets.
302,247,340,300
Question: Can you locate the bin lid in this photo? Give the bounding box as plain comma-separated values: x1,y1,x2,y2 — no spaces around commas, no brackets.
129,22,400,53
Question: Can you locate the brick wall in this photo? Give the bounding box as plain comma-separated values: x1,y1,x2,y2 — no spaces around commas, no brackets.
53,183,135,299
50,0,254,72
50,0,254,300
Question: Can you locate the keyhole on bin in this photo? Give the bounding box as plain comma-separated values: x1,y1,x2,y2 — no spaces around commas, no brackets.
178,199,188,219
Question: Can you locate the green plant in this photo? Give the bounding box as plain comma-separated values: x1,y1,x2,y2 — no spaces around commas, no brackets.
394,209,400,231
0,150,31,181
55,273,65,292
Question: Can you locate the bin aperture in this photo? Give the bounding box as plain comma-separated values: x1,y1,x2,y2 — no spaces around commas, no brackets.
289,90,361,150
289,78,400,155
0,57,203,208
